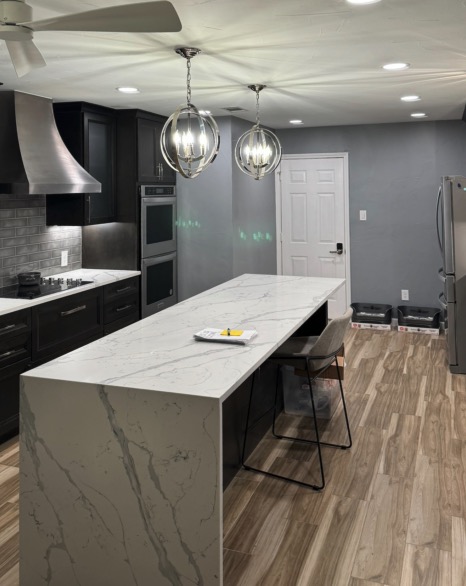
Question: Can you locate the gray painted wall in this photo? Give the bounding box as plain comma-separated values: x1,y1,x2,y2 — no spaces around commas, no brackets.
231,118,277,278
177,117,277,301
277,120,466,309
177,118,234,301
0,194,82,288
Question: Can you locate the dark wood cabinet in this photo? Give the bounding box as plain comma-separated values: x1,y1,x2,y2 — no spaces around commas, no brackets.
0,309,32,441
117,109,176,189
0,277,140,442
103,276,140,333
0,359,30,441
32,288,104,364
46,102,117,226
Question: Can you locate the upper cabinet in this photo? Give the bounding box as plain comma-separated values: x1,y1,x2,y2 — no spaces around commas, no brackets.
46,102,117,226
117,110,176,185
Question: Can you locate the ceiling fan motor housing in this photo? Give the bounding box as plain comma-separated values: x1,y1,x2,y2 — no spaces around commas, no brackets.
0,1,33,40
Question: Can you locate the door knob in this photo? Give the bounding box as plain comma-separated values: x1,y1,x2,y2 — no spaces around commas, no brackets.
329,243,343,255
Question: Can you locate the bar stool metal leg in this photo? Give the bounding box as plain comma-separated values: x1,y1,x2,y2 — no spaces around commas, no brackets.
242,364,326,490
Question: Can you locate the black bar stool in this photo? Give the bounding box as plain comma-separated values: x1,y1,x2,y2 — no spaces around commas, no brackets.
241,308,353,491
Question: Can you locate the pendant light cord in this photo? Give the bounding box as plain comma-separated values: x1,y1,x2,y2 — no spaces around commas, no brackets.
255,89,260,127
186,57,192,106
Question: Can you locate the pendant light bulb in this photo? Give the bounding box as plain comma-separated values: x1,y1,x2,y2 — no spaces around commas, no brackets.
161,47,220,179
235,84,282,180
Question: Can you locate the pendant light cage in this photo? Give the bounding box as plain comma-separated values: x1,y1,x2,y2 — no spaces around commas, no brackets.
161,48,220,179
235,84,282,180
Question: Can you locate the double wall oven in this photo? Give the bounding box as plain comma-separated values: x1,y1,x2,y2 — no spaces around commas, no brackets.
140,185,177,318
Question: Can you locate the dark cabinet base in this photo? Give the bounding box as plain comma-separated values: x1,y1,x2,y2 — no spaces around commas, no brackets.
221,303,328,490
0,359,30,443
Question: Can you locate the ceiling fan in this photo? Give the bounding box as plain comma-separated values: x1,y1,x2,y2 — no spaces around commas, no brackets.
0,0,182,77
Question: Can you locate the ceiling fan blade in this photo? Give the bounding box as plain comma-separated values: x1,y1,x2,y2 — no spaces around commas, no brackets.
24,1,182,33
5,40,46,78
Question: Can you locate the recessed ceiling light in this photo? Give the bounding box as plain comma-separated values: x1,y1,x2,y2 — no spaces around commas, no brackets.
401,95,421,102
199,110,211,115
382,62,410,71
289,120,303,125
411,112,427,118
347,0,382,4
116,87,140,94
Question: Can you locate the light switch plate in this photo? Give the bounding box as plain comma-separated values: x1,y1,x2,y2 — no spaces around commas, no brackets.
401,289,409,301
360,210,367,221
61,250,69,267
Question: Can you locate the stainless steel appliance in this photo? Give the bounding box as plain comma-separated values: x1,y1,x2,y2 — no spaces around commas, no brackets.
140,185,176,257
437,175,466,373
141,252,177,317
140,185,177,318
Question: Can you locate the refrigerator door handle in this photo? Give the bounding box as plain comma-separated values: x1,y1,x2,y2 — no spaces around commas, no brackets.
438,292,447,310
442,178,455,275
436,185,443,254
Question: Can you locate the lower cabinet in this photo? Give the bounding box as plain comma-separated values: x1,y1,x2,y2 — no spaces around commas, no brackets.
0,276,141,442
32,288,104,365
0,309,33,441
0,359,30,441
103,276,140,334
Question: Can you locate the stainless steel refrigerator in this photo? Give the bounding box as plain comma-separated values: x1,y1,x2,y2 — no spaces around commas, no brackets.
437,176,466,374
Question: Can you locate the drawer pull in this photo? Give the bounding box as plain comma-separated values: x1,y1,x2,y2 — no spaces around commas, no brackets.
116,286,132,294
0,324,16,333
60,305,87,317
116,304,133,313
0,348,22,360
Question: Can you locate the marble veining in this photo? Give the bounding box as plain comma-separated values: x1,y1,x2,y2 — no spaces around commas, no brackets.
0,268,140,316
24,274,344,402
20,274,343,586
21,379,221,586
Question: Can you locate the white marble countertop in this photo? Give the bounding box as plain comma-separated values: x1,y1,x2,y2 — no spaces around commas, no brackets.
0,268,140,317
24,274,344,402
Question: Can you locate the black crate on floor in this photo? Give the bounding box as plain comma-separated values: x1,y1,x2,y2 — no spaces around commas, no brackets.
350,303,392,330
397,305,441,334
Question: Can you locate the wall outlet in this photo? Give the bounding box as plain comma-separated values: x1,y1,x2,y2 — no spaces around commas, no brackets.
61,250,69,267
360,210,367,221
401,289,409,301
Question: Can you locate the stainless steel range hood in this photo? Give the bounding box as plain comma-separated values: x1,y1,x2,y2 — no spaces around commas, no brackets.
0,90,101,195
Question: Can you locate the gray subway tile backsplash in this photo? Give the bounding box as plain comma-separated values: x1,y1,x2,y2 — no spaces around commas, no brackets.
0,194,82,288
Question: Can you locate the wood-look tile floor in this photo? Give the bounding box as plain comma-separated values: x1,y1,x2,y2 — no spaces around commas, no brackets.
224,328,466,586
0,436,19,586
0,329,464,585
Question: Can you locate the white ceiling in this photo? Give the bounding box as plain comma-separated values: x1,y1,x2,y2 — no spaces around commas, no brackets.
1,0,466,129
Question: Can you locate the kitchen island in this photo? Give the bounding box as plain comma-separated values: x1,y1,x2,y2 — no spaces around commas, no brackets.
20,273,344,586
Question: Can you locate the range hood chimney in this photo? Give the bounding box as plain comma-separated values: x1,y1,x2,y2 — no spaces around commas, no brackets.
0,90,101,195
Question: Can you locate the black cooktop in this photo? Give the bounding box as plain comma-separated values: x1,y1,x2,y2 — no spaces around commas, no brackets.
0,278,93,300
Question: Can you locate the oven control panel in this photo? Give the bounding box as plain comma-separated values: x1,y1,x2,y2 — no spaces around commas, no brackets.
140,185,176,197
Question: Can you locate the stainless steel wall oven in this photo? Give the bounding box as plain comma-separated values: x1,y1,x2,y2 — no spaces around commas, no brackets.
140,185,177,318
141,185,176,257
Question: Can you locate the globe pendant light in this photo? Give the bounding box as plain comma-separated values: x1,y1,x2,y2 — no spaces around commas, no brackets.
161,47,220,179
235,84,282,180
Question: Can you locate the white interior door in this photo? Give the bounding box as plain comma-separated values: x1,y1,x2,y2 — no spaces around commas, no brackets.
277,155,350,318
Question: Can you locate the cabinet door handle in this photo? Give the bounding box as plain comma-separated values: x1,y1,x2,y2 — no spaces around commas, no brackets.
116,286,132,294
0,348,23,360
116,304,133,313
60,305,87,317
0,324,16,333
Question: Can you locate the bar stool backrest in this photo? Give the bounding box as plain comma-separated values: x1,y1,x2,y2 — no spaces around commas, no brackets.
307,308,353,371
